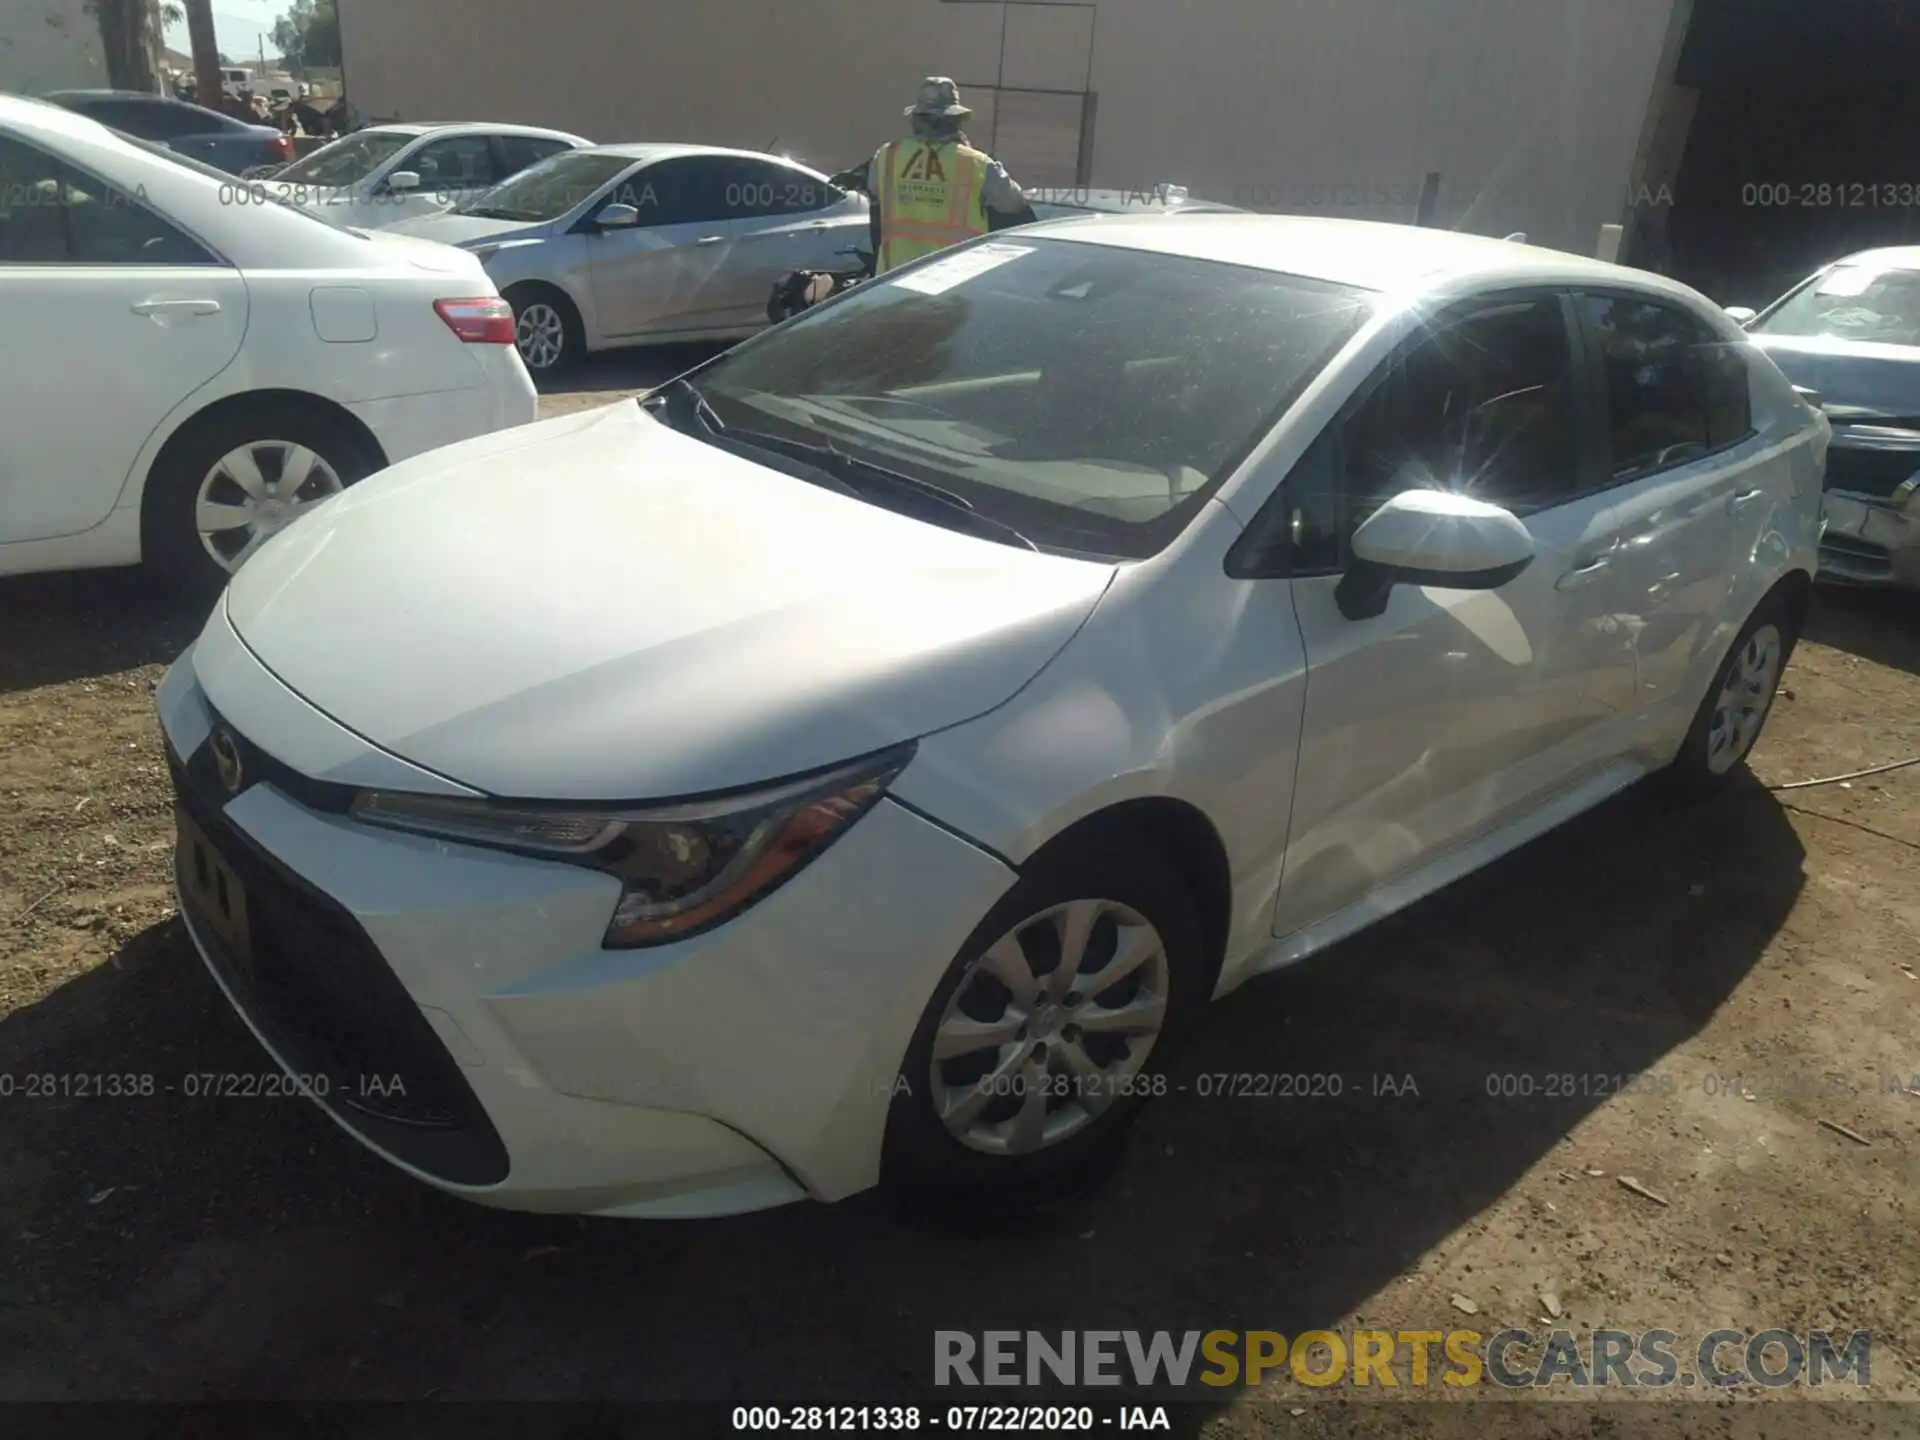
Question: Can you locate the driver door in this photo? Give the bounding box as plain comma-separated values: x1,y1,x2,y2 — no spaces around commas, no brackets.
1270,290,1635,939
586,156,749,338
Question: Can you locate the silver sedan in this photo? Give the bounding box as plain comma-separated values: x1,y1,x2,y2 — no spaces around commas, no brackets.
389,144,871,376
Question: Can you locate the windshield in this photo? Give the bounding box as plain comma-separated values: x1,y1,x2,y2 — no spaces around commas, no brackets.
459,151,637,221
122,135,366,237
682,236,1373,558
1753,263,1920,347
275,129,415,187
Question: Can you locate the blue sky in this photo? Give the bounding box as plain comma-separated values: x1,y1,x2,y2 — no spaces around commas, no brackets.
164,2,286,63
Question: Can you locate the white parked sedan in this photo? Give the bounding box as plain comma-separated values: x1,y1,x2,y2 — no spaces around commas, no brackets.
263,121,594,230
156,216,1825,1217
0,96,537,590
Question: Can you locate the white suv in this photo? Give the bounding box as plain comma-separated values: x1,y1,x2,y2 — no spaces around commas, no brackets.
156,217,1825,1217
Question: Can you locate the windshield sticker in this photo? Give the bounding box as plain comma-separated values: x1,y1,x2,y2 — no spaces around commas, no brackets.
891,243,1035,296
1815,266,1877,298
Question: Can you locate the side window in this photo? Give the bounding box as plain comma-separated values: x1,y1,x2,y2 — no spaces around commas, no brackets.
714,158,841,218
1285,294,1581,572
0,136,213,265
1579,295,1749,480
403,135,497,189
117,101,211,140
497,136,572,176
0,137,72,262
619,157,731,227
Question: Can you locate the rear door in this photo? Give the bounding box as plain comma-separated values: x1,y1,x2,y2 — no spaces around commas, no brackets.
0,134,246,545
1571,293,1763,728
1271,290,1634,939
696,156,867,330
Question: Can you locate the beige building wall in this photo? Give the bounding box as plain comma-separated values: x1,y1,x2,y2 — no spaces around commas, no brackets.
337,0,1678,256
3,0,110,94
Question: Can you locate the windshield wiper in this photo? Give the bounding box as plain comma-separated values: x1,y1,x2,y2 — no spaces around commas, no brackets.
721,428,1038,552
461,205,534,220
644,383,1037,551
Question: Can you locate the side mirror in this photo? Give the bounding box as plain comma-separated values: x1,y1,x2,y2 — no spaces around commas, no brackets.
1723,305,1758,326
593,202,640,228
386,170,421,193
1336,489,1536,621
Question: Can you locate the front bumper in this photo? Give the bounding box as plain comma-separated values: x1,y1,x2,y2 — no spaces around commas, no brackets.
157,621,1016,1216
1817,432,1920,590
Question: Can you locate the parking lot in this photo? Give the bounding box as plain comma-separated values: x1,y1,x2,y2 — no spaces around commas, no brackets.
0,354,1913,1429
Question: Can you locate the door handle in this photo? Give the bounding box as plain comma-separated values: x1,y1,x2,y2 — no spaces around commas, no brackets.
694,235,725,246
1727,487,1764,513
1555,552,1614,591
132,298,222,317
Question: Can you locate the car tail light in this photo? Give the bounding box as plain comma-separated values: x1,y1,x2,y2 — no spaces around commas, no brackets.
266,133,293,161
434,297,516,345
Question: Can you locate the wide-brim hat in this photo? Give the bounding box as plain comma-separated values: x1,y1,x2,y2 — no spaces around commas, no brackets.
906,76,972,120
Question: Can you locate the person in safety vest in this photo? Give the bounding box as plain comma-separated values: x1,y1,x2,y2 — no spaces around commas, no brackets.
867,78,1032,275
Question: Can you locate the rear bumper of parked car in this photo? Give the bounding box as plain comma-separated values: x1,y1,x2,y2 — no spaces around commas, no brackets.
1817,427,1920,590
350,347,538,466
156,618,1015,1216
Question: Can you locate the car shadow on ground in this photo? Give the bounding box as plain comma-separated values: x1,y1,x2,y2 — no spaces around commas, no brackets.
0,773,1803,1415
534,343,730,399
0,570,210,696
1803,585,1920,677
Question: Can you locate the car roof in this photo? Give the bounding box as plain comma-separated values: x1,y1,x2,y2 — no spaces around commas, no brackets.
363,121,592,143
1833,246,1920,272
1,91,139,141
579,141,818,168
1019,212,1697,298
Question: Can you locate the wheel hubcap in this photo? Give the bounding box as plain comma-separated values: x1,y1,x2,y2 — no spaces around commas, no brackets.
1706,622,1783,774
194,440,345,573
929,898,1171,1156
517,304,565,370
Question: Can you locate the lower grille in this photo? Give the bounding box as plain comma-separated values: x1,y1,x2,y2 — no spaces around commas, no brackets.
169,743,510,1187
1825,444,1920,501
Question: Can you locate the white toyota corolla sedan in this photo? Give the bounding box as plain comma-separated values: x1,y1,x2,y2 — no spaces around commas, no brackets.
157,216,1826,1218
0,95,536,591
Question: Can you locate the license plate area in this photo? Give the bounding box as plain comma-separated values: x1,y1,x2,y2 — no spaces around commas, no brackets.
177,806,253,980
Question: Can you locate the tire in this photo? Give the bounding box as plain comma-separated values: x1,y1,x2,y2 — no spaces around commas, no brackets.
1666,595,1796,793
881,833,1209,1213
504,284,582,378
141,402,374,595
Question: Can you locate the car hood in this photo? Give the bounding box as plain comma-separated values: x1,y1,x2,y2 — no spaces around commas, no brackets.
1748,334,1920,421
221,403,1116,801
384,211,548,247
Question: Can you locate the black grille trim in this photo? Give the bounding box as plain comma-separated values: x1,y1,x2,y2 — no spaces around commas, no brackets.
168,734,511,1188
1825,444,1920,501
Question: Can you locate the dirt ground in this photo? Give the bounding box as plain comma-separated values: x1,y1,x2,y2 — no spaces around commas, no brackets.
3,358,1920,1433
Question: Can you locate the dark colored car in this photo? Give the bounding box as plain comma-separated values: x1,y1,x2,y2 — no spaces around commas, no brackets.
1731,246,1920,591
41,90,292,177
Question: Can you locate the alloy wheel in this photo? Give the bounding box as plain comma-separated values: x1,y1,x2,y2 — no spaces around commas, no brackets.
516,302,566,371
928,898,1171,1156
1706,622,1784,774
194,440,346,572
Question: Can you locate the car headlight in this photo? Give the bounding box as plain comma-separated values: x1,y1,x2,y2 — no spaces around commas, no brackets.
348,745,914,948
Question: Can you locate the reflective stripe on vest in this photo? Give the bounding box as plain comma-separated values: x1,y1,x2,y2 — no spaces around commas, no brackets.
875,138,988,274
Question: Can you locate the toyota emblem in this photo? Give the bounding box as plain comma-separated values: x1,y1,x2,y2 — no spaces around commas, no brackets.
209,727,245,795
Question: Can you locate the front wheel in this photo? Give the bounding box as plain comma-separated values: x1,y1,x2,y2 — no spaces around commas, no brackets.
882,836,1208,1211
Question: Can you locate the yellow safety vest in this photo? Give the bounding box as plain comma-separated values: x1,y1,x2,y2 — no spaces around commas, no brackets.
875,138,990,275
